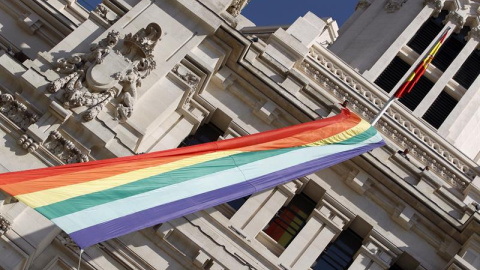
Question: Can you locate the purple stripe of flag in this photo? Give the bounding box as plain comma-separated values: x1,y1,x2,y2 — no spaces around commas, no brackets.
69,142,384,248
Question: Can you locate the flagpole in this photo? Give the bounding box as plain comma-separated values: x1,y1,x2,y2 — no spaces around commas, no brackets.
370,95,396,126
370,27,450,126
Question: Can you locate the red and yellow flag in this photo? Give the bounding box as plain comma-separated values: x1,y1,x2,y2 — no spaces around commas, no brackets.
394,28,450,98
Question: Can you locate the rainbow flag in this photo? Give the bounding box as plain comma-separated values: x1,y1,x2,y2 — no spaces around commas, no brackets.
0,109,384,248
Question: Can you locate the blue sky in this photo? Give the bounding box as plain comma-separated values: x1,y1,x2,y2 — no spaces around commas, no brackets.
79,0,358,27
242,0,359,27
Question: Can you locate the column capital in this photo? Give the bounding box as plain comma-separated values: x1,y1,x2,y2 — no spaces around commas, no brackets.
444,10,466,32
467,27,480,42
423,0,444,17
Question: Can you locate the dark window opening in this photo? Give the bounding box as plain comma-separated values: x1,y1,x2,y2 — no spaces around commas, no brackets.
227,196,250,211
77,0,102,11
179,123,223,147
374,56,411,93
422,90,458,129
264,193,316,248
398,76,435,111
312,229,363,270
431,26,469,72
453,49,480,89
407,10,447,54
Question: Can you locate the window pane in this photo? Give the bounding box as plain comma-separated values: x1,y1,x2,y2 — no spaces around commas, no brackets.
453,49,480,89
77,0,102,11
407,10,447,54
374,56,411,93
422,90,458,129
312,229,363,270
264,193,316,248
398,76,435,111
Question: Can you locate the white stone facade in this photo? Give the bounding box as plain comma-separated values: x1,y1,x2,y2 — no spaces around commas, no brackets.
0,0,479,269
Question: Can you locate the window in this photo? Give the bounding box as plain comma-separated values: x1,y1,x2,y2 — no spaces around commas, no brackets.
407,10,447,55
431,26,469,72
422,90,458,129
77,0,102,11
374,56,411,93
263,193,316,248
227,195,250,211
398,76,435,111
312,229,363,270
179,123,223,147
453,49,480,89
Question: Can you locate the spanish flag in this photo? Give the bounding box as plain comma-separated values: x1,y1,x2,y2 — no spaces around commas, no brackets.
394,28,450,98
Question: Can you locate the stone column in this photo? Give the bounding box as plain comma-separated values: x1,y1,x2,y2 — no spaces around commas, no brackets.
230,184,296,239
278,200,349,270
348,234,399,270
413,19,476,117
363,0,444,81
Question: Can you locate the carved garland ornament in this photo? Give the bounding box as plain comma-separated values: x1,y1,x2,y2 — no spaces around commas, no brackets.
0,91,39,130
48,23,161,122
302,48,477,190
356,0,373,10
93,3,119,25
44,130,89,164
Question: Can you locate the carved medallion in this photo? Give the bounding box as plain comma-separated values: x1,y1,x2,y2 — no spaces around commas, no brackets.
48,23,161,122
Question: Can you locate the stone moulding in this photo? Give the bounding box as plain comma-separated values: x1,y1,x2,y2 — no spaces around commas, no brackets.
301,46,477,191
48,23,161,123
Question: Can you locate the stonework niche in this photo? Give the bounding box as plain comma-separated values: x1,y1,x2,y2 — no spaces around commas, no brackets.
48,23,161,122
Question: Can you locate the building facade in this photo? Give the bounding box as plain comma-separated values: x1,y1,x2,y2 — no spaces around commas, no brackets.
0,0,479,269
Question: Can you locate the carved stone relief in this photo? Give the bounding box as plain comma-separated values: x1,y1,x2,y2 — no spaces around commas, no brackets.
172,63,200,109
0,215,10,235
94,4,119,25
227,0,251,17
385,0,408,13
357,0,373,10
424,0,444,17
0,91,39,130
48,23,161,122
44,130,89,164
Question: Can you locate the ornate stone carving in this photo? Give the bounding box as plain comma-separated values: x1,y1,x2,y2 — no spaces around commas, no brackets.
58,232,79,249
226,0,251,17
444,11,465,30
302,48,478,190
17,134,39,153
0,91,39,130
0,215,10,235
467,27,480,41
48,23,161,122
94,4,119,25
44,130,89,164
172,64,200,109
385,0,408,13
424,0,444,17
356,0,373,10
